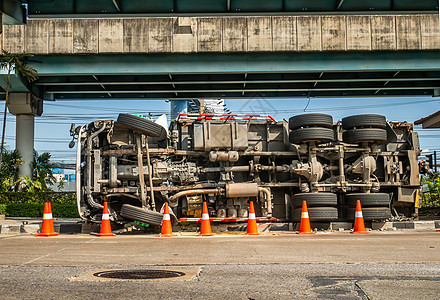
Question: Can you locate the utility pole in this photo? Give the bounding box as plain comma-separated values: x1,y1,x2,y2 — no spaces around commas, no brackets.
199,99,205,114
427,154,433,170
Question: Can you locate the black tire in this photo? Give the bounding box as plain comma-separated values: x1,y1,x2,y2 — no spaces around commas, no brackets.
292,193,338,208
345,207,391,221
345,193,390,207
343,128,387,143
289,114,333,130
120,204,165,226
289,127,334,144
342,114,386,130
117,114,167,140
292,207,339,222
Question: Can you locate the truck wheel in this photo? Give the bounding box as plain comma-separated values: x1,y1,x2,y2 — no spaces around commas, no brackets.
120,204,165,226
292,207,338,222
289,113,333,130
345,207,391,221
342,114,386,130
345,193,390,207
289,127,334,144
292,193,337,208
117,114,167,140
343,128,387,144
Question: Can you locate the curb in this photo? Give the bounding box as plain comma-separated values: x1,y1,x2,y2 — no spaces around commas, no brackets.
373,220,440,230
1,219,440,234
0,222,85,234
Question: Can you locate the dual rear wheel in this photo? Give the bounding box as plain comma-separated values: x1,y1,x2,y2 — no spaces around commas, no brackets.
342,114,387,144
288,114,334,144
291,193,392,222
344,193,391,221
289,113,388,144
291,193,338,222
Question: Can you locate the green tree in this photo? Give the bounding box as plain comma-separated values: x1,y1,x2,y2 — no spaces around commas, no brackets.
0,51,39,166
0,148,57,192
421,175,440,207
0,148,23,192
32,150,56,190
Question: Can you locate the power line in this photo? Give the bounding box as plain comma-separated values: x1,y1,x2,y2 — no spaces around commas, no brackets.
45,102,169,113
2,98,438,126
234,98,440,115
4,137,71,143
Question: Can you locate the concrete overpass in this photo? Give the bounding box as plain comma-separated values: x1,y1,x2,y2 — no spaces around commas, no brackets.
1,0,440,176
4,14,440,54
2,14,440,100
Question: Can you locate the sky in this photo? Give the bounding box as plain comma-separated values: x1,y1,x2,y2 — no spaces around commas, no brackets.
1,96,440,169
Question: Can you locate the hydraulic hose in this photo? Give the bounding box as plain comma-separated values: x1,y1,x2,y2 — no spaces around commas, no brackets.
168,188,223,207
258,187,272,217
85,123,106,210
76,124,87,220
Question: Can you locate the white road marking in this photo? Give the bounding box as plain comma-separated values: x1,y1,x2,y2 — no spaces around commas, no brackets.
22,247,68,265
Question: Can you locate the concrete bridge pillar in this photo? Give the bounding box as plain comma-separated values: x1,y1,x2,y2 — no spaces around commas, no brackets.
15,114,35,177
7,93,43,178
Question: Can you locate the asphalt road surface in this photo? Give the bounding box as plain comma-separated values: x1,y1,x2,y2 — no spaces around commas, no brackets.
1,231,439,299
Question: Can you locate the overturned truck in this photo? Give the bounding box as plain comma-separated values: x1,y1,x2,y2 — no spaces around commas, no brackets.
71,113,421,227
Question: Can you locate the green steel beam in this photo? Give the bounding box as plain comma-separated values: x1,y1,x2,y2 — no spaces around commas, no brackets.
34,77,440,86
27,10,438,18
45,87,440,94
25,0,437,16
25,51,440,99
112,0,121,12
1,0,26,25
337,0,345,10
49,90,434,100
339,0,392,10
394,0,437,10
0,67,31,92
28,52,440,76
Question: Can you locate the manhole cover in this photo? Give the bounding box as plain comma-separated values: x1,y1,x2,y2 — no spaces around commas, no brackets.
93,270,185,280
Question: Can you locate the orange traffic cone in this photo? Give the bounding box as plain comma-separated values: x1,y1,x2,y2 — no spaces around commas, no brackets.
245,201,260,235
298,201,315,235
157,202,177,237
352,200,369,234
198,202,213,236
93,202,116,237
36,202,59,237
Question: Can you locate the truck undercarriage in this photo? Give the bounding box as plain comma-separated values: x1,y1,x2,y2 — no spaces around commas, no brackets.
71,113,421,227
